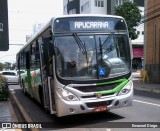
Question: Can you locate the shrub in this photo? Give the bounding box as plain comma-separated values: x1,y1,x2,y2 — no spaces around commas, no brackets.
0,75,9,101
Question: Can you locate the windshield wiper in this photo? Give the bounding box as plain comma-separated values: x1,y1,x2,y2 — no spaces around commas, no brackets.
102,32,115,49
73,33,89,73
73,33,87,55
99,37,103,62
98,32,115,62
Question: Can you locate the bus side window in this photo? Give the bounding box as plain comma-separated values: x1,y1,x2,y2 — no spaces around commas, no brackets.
42,39,54,77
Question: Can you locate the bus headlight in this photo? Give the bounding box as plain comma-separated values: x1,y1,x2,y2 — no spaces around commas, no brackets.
57,88,79,101
118,82,132,96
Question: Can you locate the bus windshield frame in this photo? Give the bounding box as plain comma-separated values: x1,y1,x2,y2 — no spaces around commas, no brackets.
53,17,131,82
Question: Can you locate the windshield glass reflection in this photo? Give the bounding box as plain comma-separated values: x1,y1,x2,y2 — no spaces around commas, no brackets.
55,34,130,80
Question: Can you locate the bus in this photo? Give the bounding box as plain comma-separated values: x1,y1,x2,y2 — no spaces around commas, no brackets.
16,14,133,117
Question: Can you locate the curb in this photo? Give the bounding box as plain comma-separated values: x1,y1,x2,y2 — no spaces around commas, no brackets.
8,99,18,122
134,87,160,94
10,91,39,131
133,80,160,94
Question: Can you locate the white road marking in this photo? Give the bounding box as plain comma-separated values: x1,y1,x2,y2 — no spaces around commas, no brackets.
106,129,112,131
134,99,160,107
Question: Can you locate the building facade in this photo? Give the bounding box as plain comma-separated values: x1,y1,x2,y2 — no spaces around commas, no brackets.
144,0,160,83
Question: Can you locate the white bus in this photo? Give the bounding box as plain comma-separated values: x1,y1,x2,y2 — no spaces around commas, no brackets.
17,14,133,117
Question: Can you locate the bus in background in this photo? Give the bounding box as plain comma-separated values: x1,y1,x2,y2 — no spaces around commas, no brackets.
16,14,133,117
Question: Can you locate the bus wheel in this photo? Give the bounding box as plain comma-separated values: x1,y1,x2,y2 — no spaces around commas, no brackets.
22,80,26,95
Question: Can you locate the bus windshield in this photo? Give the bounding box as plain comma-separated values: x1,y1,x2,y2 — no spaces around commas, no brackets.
55,33,131,81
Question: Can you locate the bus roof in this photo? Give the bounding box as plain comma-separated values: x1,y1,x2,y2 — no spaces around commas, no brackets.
53,14,124,19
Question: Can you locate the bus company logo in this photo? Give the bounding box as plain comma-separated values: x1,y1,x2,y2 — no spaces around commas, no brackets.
96,93,102,98
2,123,11,128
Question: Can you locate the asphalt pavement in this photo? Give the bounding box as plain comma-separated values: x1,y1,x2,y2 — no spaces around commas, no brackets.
0,73,159,130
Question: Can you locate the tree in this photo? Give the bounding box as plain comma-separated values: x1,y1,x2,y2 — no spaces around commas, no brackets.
3,62,12,70
114,1,141,40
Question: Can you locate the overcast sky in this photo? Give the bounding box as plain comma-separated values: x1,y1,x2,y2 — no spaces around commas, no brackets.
0,0,63,63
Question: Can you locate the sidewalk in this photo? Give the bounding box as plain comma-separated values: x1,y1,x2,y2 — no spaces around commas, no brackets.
0,100,18,123
132,71,160,93
0,99,20,131
133,80,160,93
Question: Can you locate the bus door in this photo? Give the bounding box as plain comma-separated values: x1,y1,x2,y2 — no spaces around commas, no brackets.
40,38,56,114
26,51,32,95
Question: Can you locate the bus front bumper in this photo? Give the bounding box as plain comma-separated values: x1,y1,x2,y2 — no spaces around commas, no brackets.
55,87,133,117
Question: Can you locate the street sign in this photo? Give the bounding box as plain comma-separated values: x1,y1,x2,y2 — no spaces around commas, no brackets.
0,0,9,51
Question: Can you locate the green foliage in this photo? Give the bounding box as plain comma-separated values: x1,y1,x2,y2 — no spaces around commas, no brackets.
1,62,16,70
114,1,141,40
0,63,3,71
0,75,9,101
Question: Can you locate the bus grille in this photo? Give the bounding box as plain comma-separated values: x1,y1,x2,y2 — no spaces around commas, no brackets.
73,83,120,92
85,100,113,108
81,93,115,98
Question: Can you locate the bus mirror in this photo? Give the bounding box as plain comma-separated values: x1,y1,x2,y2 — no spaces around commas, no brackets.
129,38,133,59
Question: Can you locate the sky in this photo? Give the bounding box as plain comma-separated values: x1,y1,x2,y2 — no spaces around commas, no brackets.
0,0,63,63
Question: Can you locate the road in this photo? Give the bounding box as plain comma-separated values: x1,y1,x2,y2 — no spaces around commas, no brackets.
9,84,160,131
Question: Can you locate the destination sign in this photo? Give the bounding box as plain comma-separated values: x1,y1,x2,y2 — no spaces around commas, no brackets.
54,17,127,32
74,21,109,29
70,20,113,31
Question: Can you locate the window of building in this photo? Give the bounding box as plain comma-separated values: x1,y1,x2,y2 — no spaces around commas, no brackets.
98,0,100,7
142,31,144,35
64,5,67,13
116,0,124,6
95,0,104,7
81,1,89,12
69,9,76,14
101,0,104,7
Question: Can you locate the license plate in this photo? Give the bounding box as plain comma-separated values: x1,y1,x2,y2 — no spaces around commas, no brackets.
93,106,107,112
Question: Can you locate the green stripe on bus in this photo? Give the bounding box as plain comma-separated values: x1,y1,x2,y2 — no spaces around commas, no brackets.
96,79,129,95
96,78,127,86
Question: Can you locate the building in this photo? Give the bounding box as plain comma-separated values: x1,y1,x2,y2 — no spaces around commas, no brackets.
144,0,160,83
63,0,144,70
25,22,45,42
63,0,107,15
33,22,45,35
